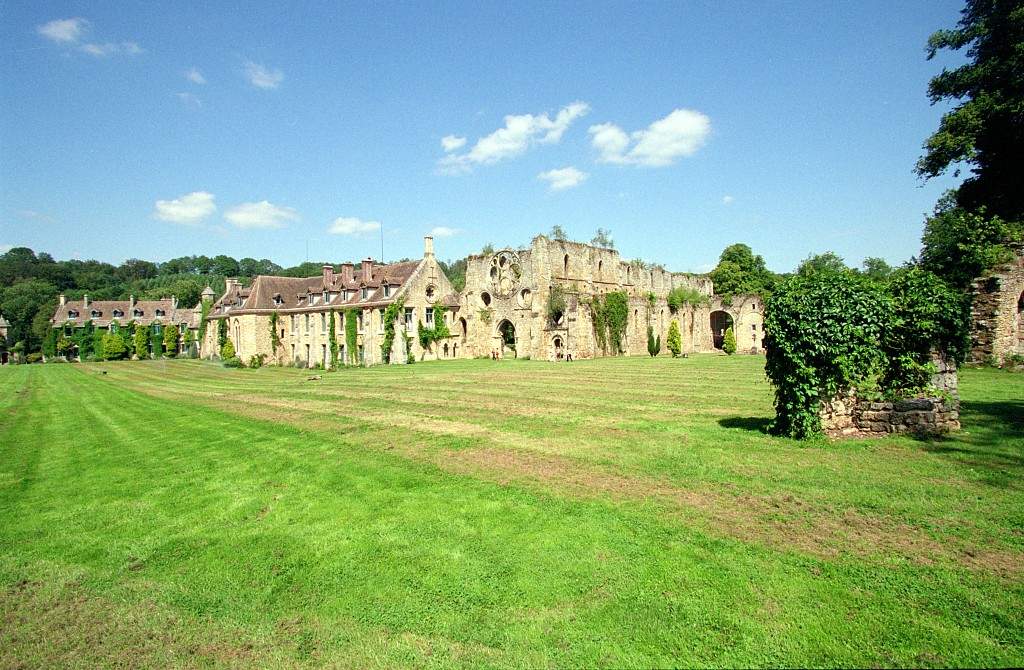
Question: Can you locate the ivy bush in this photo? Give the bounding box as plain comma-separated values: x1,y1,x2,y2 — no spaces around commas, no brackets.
345,309,358,364
223,356,243,368
269,312,281,354
162,324,179,357
589,291,629,354
667,286,709,313
546,285,567,324
328,311,339,368
217,319,228,349
150,325,164,358
133,325,148,359
380,300,404,363
764,272,891,439
220,339,235,360
102,331,128,360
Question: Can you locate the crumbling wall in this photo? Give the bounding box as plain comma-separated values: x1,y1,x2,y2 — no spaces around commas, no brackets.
969,248,1024,365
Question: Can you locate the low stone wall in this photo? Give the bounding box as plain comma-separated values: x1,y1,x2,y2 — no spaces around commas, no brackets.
821,395,960,437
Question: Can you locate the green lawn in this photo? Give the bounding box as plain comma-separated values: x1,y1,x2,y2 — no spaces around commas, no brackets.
1,356,1021,668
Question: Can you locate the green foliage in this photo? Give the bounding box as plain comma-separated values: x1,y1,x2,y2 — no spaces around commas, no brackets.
102,331,128,360
345,309,358,364
0,278,57,352
328,311,339,368
667,320,682,357
380,300,404,363
591,228,614,249
162,324,179,356
220,339,235,360
722,327,736,355
198,298,212,342
646,326,660,357
184,328,195,347
222,356,243,368
417,320,431,351
546,284,567,324
919,199,1022,290
92,328,106,360
916,0,1024,220
42,328,57,358
550,224,569,241
796,252,848,277
883,268,970,393
589,291,629,354
248,353,267,369
478,308,492,324
667,286,709,313
217,319,227,349
764,273,891,439
133,325,148,359
270,312,281,353
860,257,894,283
70,320,93,361
709,244,777,297
150,325,164,358
439,258,467,292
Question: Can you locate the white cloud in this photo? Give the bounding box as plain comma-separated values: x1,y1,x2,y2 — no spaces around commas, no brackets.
176,92,202,108
80,41,142,57
38,18,88,43
225,201,297,229
329,217,381,236
537,166,588,192
244,61,283,89
0,244,13,254
429,226,459,237
153,191,216,224
186,68,206,84
439,101,590,174
589,108,711,167
722,195,734,205
441,135,466,152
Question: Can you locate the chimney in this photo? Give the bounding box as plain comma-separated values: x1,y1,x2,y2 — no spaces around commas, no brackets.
322,264,334,286
129,295,136,311
171,295,178,310
226,277,239,291
83,294,89,308
340,263,354,284
361,258,374,283
59,294,66,307
424,235,434,258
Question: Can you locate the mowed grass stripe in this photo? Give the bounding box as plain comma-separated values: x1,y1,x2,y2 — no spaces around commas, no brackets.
2,362,1022,667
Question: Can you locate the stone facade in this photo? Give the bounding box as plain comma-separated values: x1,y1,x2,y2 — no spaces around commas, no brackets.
456,236,762,360
199,233,766,367
969,247,1024,365
820,353,961,437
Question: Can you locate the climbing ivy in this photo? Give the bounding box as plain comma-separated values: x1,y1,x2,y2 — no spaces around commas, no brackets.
269,312,281,353
667,286,709,313
217,319,228,349
380,299,404,363
328,311,339,368
589,291,629,354
345,309,358,364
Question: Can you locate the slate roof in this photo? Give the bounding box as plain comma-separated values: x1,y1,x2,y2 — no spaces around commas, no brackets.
51,298,194,328
208,259,423,318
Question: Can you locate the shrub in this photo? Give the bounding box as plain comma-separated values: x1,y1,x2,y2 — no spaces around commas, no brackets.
248,353,267,369
102,332,128,360
92,329,105,361
26,352,42,364
345,309,358,364
764,272,891,439
722,327,736,355
133,326,148,359
667,286,709,313
150,325,164,358
222,356,243,368
547,285,567,324
647,326,660,357
589,291,629,354
162,324,179,357
220,339,235,360
667,320,682,357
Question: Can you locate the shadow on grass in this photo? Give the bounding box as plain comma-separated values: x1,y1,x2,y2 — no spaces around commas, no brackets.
914,400,1024,480
717,416,772,434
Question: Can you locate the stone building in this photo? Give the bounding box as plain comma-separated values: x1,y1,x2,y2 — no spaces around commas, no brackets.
969,246,1024,365
0,313,9,365
455,236,764,360
201,236,460,367
199,233,764,367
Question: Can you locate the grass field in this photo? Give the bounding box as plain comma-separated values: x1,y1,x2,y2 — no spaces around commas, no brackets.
1,355,1022,668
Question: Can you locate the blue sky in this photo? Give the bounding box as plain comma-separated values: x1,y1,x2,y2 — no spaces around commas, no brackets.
1,1,966,272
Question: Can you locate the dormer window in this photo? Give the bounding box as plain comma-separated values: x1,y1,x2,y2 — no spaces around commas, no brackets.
68,310,79,319
133,309,144,317
113,309,124,318
155,309,165,317
90,310,101,318
383,284,391,297
361,287,369,300
273,295,283,307
322,291,328,303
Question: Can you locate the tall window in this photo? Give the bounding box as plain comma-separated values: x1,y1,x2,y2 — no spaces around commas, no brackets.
384,284,391,297
305,314,310,334
361,287,369,300
291,315,297,332
320,313,326,333
404,307,413,328
426,308,434,325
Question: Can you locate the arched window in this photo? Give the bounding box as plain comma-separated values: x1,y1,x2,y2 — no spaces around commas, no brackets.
598,260,603,276
563,254,569,276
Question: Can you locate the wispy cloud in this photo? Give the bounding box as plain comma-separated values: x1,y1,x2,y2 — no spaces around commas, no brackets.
429,226,459,237
37,18,88,43
185,67,206,85
225,201,297,229
329,217,381,236
589,109,711,167
722,195,734,205
244,61,283,89
80,41,143,57
537,166,588,192
17,209,57,224
176,92,202,108
153,191,216,224
439,102,590,174
441,135,466,152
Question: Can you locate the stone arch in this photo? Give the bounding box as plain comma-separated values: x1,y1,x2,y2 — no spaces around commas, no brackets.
552,335,564,360
459,317,468,342
496,319,516,357
710,310,734,349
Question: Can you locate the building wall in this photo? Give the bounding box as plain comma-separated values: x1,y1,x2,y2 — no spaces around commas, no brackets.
969,250,1024,365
